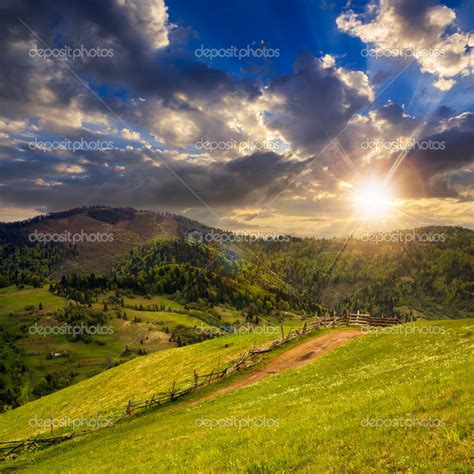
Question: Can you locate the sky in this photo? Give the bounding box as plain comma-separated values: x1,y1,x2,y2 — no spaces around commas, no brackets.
0,0,473,237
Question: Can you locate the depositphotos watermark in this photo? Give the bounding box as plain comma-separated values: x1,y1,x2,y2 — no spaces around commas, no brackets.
28,322,114,337
28,137,114,152
194,44,280,60
361,137,446,152
360,230,445,244
186,229,290,244
196,416,280,429
28,230,114,244
195,137,281,153
361,46,445,60
361,324,447,336
28,44,114,60
195,325,281,336
29,415,113,429
361,415,445,429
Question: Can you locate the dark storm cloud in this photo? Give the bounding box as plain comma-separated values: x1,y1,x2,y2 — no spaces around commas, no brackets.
410,114,474,176
0,155,60,181
436,105,454,118
0,145,307,210
369,112,474,199
376,102,407,124
0,0,258,122
265,54,372,153
403,114,474,198
390,0,441,32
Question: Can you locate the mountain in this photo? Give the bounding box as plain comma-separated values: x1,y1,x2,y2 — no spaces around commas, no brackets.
0,207,472,410
1,206,473,318
0,206,207,278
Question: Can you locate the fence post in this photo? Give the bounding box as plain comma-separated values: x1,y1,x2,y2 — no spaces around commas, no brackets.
126,399,132,416
194,369,198,387
50,413,54,437
170,381,176,400
280,325,284,340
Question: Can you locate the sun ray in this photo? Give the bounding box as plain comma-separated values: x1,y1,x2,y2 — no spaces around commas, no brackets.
353,179,396,220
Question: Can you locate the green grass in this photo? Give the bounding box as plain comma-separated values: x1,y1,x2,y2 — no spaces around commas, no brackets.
0,287,181,393
4,319,472,472
121,307,207,329
0,326,293,440
213,305,245,323
121,294,184,311
1,286,298,417
0,285,66,317
0,286,245,406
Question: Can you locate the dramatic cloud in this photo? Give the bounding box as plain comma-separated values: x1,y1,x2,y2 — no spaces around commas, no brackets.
337,0,472,90
0,0,471,234
397,112,474,198
116,0,173,50
0,145,308,212
264,54,374,154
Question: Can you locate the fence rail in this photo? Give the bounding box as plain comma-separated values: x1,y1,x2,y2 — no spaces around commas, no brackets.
347,313,403,327
0,433,75,458
0,311,403,461
121,313,388,417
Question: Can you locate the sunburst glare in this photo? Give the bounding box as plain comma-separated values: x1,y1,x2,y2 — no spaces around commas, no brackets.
353,180,396,219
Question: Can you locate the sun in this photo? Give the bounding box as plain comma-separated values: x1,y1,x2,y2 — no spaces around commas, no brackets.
353,180,395,219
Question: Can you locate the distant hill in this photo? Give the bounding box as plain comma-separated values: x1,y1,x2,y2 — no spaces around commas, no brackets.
0,206,473,320
0,207,472,410
0,206,212,277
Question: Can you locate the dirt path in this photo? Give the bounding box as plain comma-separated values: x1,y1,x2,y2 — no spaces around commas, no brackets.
209,329,361,398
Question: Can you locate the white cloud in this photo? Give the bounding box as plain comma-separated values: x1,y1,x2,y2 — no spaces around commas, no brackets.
55,164,85,174
336,67,375,102
115,0,174,50
336,0,472,90
121,128,142,141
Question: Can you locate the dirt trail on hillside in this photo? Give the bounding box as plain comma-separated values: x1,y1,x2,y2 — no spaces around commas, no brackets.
202,329,361,400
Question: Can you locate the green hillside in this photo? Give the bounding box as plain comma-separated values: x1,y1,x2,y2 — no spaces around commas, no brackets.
2,208,472,322
0,284,250,411
0,286,66,317
0,324,300,440
3,319,472,472
1,208,472,412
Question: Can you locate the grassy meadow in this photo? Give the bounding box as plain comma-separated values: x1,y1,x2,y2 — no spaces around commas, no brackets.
0,285,268,407
2,319,472,472
0,321,301,440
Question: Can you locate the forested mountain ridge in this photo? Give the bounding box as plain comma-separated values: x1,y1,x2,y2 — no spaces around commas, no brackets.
0,208,472,410
1,207,473,319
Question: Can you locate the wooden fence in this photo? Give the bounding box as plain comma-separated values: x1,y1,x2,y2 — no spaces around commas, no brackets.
121,315,358,416
0,433,75,458
0,312,402,461
347,312,403,327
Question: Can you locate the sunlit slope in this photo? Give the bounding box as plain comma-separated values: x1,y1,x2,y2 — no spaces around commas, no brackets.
0,329,289,440
0,286,217,392
7,319,473,473
0,285,66,317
